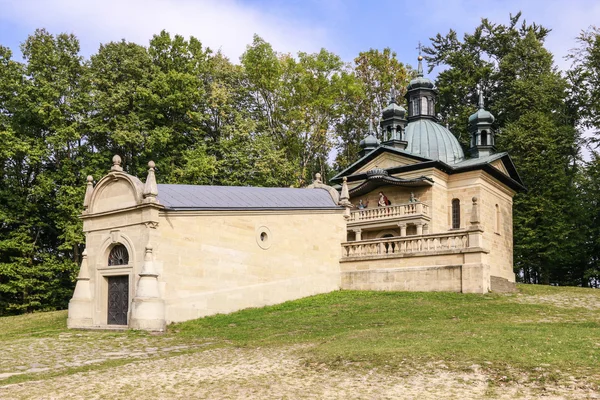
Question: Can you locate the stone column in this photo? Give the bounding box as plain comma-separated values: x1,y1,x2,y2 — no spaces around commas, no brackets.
423,223,429,235
398,223,407,237
67,249,93,328
415,222,423,236
353,228,362,241
130,245,166,332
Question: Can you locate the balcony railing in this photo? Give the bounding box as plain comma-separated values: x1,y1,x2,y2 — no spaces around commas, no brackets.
341,231,469,260
348,202,429,223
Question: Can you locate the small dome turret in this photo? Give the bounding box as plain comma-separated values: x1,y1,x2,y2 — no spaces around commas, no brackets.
382,89,406,119
468,88,496,158
380,88,408,149
359,133,379,149
407,56,435,91
405,55,437,121
468,89,495,124
359,119,380,157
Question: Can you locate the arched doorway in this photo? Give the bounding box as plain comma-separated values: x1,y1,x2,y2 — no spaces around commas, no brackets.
107,244,130,325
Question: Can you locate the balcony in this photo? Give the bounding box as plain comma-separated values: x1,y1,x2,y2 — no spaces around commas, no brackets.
341,231,473,260
348,202,429,223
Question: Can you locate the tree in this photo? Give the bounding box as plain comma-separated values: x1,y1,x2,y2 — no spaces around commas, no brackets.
0,29,88,314
242,37,359,185
568,26,600,144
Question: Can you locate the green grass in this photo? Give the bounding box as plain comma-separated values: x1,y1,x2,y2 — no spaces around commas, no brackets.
0,310,68,339
173,285,600,381
2,284,600,386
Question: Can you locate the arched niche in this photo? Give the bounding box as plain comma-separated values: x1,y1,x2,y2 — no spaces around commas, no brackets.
376,230,398,239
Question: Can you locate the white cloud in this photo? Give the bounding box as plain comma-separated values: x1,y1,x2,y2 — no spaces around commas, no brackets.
0,0,330,61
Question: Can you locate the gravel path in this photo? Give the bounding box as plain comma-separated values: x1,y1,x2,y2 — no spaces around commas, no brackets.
1,346,598,400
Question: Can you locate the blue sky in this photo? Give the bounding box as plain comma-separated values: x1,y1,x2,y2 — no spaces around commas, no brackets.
1,0,599,75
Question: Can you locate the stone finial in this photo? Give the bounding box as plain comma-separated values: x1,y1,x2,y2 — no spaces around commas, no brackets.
83,175,94,209
339,177,351,208
143,161,159,203
470,196,480,225
314,172,322,184
111,154,123,172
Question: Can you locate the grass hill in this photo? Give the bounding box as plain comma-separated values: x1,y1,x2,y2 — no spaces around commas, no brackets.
1,284,599,399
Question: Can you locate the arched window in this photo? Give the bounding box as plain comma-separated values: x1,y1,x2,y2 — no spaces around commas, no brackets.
412,99,419,116
421,97,428,115
108,244,129,266
451,199,461,229
481,131,488,146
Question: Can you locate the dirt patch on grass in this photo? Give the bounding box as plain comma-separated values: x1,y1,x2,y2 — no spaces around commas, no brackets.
513,292,600,311
1,346,597,400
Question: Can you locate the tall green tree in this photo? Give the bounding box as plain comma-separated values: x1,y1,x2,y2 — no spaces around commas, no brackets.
568,26,600,143
0,29,87,314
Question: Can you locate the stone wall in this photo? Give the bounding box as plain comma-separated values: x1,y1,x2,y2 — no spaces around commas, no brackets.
342,265,462,292
156,210,346,323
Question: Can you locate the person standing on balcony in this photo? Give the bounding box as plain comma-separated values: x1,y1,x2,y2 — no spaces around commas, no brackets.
378,192,390,207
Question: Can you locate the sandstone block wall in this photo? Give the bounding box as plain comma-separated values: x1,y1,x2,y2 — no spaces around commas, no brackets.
156,210,346,323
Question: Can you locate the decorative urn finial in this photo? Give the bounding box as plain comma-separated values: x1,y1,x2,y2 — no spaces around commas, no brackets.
314,172,322,184
111,155,123,172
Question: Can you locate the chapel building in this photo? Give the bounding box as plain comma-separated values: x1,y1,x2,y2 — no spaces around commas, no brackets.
68,56,524,331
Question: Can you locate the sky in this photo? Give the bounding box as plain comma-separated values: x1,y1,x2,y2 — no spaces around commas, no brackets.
1,0,599,75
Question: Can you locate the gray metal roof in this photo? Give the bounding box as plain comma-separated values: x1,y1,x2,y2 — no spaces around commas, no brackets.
404,119,465,164
156,184,340,210
453,152,506,168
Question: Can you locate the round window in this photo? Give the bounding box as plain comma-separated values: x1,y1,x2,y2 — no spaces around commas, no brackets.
256,226,272,250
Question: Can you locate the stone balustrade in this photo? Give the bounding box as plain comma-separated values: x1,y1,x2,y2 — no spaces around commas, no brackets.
348,202,429,223
341,231,470,260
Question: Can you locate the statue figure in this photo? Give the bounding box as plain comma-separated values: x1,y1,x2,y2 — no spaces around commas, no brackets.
357,199,369,209
409,192,417,203
378,192,390,207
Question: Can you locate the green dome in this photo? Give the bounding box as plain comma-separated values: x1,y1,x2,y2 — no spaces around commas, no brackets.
404,119,464,164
